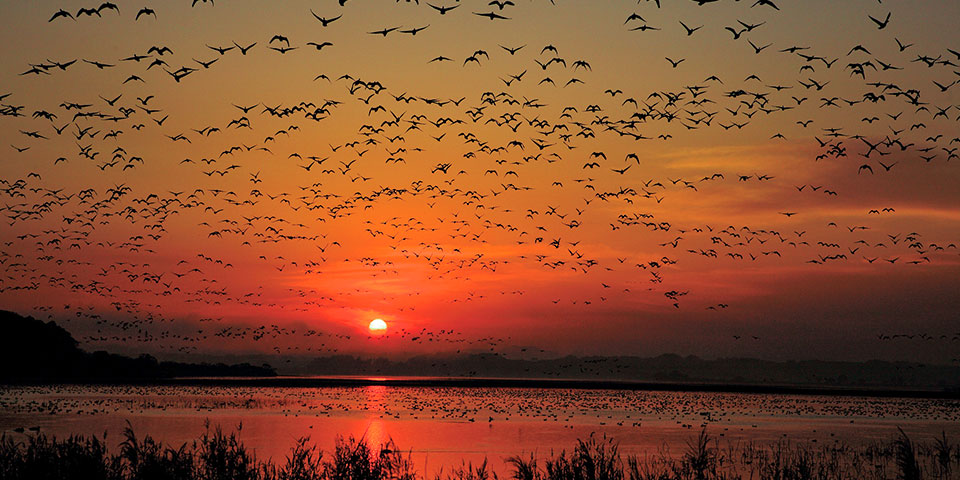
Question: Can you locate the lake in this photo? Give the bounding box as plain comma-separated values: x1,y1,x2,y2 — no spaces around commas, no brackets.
1,381,958,477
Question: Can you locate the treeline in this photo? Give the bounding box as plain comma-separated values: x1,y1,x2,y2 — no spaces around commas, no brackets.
0,310,274,382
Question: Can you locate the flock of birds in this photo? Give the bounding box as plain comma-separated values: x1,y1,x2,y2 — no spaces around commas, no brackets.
1,0,959,361
4,384,958,430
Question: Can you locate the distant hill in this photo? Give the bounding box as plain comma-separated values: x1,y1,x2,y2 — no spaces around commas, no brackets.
0,310,275,382
300,352,960,391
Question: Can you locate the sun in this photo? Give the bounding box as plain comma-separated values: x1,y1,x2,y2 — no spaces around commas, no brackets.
368,318,387,333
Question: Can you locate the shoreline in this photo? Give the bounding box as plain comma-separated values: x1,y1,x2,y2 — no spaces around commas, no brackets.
4,375,959,400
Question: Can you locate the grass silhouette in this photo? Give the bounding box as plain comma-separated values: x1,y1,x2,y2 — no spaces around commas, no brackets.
1,424,958,480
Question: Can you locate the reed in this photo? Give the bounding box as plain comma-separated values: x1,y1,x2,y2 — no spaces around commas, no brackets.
0,425,957,480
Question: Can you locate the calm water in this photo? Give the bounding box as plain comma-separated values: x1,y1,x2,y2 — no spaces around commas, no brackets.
1,384,958,476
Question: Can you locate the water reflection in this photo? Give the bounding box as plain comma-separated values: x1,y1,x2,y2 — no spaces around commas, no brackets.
362,385,387,451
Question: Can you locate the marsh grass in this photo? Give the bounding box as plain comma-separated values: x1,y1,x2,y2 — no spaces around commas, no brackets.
0,424,957,480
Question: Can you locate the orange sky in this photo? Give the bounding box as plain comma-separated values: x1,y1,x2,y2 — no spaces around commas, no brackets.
1,0,959,364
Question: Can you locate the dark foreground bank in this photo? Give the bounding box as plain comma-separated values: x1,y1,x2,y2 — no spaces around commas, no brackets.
1,424,957,480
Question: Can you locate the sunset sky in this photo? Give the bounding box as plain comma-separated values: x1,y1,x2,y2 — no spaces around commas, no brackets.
1,0,958,365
